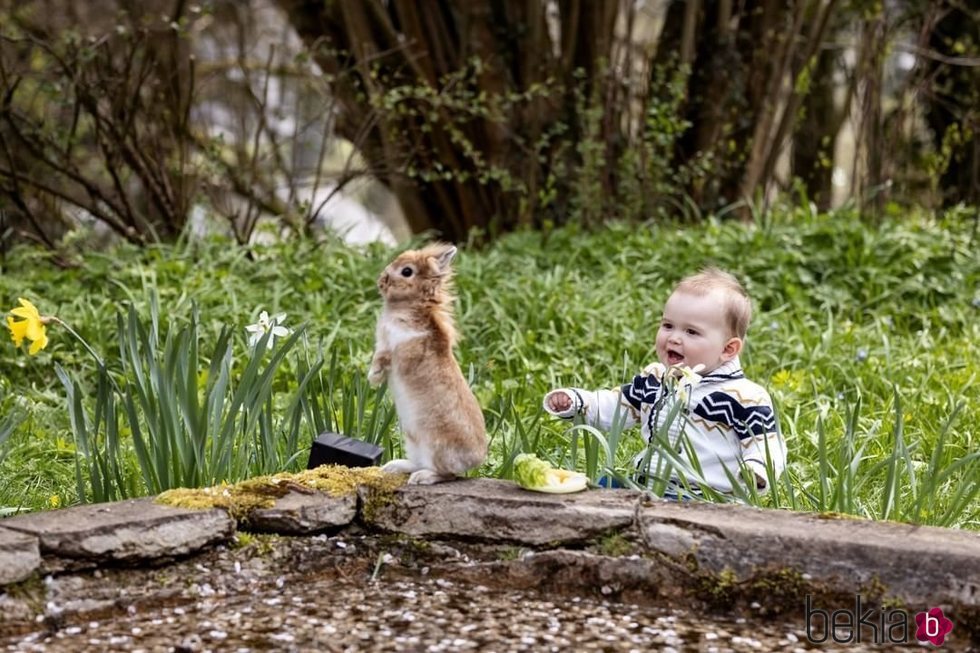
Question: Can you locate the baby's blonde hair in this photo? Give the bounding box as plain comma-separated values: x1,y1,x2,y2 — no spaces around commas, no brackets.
673,267,752,339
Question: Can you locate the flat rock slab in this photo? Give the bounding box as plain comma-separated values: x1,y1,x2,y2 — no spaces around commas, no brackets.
3,474,980,643
361,477,642,546
638,500,980,607
0,527,40,584
364,479,980,618
2,498,235,564
248,490,357,534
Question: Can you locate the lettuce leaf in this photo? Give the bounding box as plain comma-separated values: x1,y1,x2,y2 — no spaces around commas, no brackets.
513,454,588,494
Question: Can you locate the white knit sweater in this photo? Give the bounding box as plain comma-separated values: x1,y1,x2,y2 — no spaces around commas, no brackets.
544,358,786,494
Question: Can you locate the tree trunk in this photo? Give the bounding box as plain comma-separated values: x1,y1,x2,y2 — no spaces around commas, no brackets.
277,0,619,243
276,0,955,240
922,2,980,207
792,46,837,209
656,0,805,212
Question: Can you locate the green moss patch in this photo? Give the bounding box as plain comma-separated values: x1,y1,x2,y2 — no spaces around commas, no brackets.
155,465,407,520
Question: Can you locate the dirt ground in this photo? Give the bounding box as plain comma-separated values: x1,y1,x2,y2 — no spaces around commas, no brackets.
0,533,971,652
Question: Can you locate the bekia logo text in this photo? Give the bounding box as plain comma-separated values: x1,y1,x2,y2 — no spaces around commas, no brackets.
806,595,953,646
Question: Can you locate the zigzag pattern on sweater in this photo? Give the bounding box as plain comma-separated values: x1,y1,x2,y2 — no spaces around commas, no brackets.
693,390,777,439
621,373,663,410
553,358,785,493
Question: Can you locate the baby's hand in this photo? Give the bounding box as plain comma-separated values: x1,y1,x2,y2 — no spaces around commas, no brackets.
546,390,573,413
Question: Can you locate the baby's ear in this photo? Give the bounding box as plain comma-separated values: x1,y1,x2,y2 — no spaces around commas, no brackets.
721,336,743,361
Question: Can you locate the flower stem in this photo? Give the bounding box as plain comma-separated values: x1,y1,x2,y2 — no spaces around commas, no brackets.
50,317,106,369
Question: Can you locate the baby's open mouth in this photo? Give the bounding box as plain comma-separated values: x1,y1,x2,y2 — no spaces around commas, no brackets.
666,350,684,365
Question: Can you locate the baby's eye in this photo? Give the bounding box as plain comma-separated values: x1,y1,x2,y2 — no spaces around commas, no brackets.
661,322,673,329
686,328,699,336
400,267,413,278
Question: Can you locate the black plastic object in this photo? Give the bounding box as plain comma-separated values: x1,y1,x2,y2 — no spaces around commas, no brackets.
307,432,384,469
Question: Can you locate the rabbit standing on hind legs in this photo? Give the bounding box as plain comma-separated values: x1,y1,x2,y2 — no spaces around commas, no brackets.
368,243,487,485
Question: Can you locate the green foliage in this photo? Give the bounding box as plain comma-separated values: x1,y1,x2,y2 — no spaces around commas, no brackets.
353,52,713,237
0,236,397,503
0,396,19,465
50,292,395,503
0,207,978,529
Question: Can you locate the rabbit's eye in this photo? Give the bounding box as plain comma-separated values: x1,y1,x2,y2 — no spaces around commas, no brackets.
400,267,413,278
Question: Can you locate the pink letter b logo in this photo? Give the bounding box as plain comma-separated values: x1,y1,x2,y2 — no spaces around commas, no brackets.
915,607,953,646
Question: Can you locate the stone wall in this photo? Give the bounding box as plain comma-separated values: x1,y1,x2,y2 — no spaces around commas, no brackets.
1,477,978,643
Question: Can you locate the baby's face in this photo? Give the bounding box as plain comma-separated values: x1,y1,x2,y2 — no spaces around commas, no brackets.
655,290,740,373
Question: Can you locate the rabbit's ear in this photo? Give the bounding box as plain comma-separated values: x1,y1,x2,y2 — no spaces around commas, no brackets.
435,245,457,271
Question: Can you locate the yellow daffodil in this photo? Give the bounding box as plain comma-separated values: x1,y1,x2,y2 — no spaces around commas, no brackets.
6,298,50,355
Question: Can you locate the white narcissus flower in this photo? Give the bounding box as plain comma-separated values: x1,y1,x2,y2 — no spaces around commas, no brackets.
245,310,290,348
668,363,704,404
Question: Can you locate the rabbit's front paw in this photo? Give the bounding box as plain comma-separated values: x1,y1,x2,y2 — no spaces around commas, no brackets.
367,366,386,387
368,352,391,387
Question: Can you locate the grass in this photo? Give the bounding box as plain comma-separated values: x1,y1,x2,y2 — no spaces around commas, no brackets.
0,205,978,528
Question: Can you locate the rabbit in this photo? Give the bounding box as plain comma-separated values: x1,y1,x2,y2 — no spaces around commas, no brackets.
368,242,487,485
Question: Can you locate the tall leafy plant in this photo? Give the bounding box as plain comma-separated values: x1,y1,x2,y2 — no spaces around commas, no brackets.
57,300,302,501
0,405,19,463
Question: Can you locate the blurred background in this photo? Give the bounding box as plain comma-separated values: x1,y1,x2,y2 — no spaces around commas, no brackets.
0,0,976,253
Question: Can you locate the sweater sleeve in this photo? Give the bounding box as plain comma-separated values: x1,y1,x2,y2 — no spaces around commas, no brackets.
737,391,786,490
543,367,663,430
543,387,639,430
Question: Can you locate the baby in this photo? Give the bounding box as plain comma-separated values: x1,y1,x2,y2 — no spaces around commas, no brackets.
543,267,786,497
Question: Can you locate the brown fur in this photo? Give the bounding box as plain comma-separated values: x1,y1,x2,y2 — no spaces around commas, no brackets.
368,243,487,485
